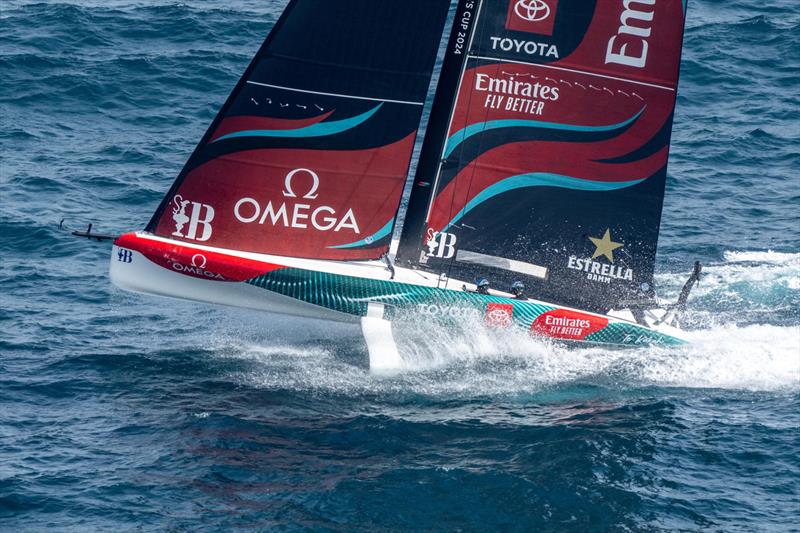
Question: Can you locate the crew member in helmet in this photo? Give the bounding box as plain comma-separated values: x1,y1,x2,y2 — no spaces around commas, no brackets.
511,280,526,299
475,278,490,295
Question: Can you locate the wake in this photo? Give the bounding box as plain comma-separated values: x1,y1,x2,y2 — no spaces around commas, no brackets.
220,250,799,395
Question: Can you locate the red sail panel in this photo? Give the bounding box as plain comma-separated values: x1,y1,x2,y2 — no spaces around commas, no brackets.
398,0,688,312
154,134,415,260
425,61,674,232
145,0,451,261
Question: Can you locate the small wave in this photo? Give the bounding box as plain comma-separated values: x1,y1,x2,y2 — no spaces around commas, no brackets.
653,250,799,329
723,250,800,264
656,253,799,296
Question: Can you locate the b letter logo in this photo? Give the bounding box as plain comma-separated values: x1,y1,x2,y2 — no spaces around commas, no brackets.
426,231,457,259
171,195,215,242
506,0,558,36
117,248,133,263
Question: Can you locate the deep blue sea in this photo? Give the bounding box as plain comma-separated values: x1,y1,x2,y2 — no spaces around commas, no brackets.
1,1,799,530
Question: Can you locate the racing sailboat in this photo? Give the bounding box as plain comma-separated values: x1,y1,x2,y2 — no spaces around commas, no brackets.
109,0,697,367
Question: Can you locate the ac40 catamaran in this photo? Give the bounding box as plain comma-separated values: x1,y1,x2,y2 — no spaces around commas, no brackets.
107,0,700,368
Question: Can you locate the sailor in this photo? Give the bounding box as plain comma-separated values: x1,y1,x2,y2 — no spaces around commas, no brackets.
511,280,526,299
475,278,490,295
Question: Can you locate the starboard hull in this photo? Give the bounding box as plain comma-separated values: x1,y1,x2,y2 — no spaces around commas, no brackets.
110,233,687,348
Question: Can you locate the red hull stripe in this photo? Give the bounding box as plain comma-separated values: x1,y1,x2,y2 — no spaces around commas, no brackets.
114,233,282,282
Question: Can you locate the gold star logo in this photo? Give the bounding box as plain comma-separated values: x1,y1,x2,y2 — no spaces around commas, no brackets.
588,229,623,263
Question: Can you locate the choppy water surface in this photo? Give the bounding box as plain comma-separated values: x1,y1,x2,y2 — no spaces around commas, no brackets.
1,1,799,530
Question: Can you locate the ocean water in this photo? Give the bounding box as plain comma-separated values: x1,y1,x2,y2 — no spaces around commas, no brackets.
1,0,799,530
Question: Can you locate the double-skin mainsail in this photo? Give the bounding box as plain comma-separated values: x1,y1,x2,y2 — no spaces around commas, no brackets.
398,0,687,313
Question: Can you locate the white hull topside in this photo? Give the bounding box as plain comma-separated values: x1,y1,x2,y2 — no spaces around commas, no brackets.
110,232,688,346
111,238,355,324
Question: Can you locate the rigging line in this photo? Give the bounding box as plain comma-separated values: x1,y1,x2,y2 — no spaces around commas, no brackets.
415,0,484,283
444,60,497,286
469,55,676,92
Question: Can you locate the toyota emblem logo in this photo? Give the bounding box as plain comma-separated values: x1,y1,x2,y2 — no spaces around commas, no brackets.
514,0,551,22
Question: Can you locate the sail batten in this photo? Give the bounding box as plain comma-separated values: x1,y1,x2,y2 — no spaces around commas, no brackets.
469,55,679,92
243,81,427,106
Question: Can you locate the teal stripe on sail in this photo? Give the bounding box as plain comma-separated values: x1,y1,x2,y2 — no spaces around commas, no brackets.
443,107,645,158
328,218,394,249
213,104,382,142
441,173,645,232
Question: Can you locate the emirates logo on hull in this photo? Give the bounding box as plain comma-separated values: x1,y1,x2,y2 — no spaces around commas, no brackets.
531,309,608,341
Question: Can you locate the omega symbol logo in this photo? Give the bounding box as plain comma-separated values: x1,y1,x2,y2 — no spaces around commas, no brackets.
190,254,207,269
514,0,551,22
282,168,319,200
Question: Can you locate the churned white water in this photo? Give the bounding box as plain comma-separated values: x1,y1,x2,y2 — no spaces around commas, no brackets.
218,251,800,396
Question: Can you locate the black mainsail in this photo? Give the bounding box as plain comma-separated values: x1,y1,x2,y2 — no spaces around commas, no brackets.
397,0,688,312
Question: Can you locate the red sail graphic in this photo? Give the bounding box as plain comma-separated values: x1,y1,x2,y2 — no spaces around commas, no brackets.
145,0,451,261
154,134,416,260
398,0,688,312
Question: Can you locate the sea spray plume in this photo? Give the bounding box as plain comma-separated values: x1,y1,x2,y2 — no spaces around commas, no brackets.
197,254,800,396
219,281,799,397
